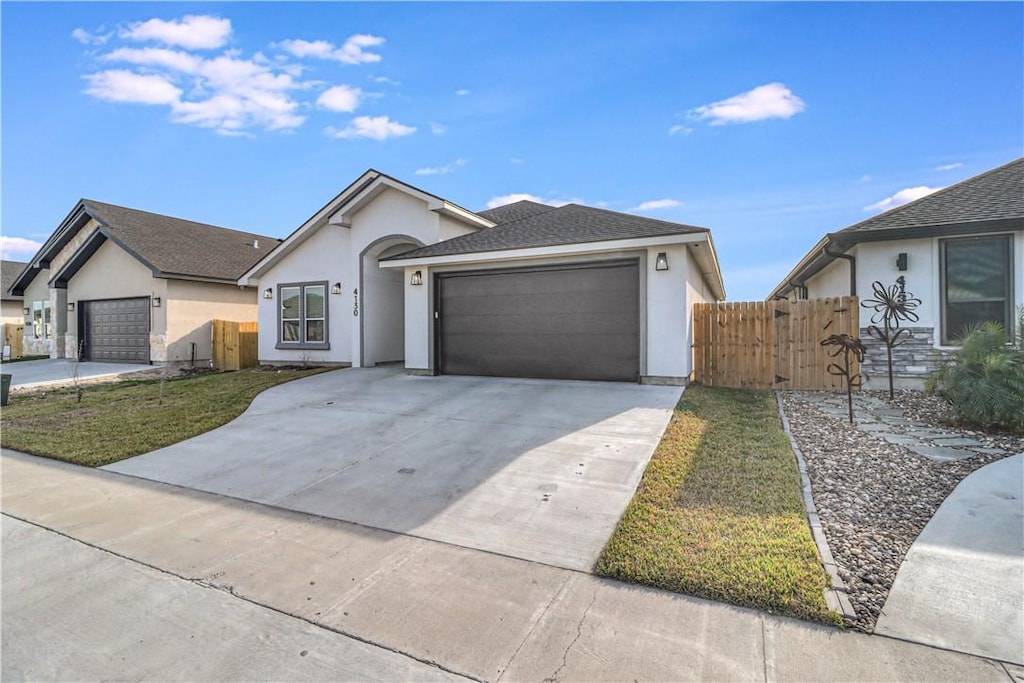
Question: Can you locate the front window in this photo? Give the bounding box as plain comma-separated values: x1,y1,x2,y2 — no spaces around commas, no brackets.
941,235,1013,344
32,301,52,339
277,282,328,348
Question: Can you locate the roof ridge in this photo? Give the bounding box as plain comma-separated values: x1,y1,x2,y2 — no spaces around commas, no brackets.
837,157,1024,234
81,199,279,242
563,202,710,232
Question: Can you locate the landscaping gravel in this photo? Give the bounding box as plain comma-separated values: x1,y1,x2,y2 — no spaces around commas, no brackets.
781,391,1019,632
876,389,1024,454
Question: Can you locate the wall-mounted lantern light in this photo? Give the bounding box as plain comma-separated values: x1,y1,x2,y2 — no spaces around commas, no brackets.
331,282,342,295
896,252,908,271
22,307,30,315
655,252,669,271
263,288,273,299
67,302,75,312
152,297,161,308
410,270,423,286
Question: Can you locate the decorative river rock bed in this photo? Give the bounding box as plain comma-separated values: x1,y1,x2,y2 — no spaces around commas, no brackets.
780,390,1022,632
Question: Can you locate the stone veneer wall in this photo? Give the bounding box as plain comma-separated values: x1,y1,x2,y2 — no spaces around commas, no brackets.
859,326,953,387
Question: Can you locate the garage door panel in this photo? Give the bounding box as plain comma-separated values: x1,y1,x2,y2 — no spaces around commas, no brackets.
82,298,150,364
438,261,640,382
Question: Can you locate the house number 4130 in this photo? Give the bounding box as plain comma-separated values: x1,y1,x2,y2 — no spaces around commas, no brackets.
353,288,359,317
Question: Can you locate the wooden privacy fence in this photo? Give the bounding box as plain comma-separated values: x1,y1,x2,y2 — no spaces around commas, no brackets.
3,324,24,360
212,320,258,371
693,297,860,390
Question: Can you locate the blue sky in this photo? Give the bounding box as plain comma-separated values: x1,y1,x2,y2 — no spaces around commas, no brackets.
2,2,1021,300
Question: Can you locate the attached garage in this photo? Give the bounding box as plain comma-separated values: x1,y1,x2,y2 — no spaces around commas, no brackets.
437,261,640,382
80,298,150,363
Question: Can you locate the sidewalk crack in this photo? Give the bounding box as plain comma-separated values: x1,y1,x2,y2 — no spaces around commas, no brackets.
544,586,598,682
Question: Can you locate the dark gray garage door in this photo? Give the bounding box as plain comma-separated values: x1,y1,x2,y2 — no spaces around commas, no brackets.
81,298,150,363
437,260,640,382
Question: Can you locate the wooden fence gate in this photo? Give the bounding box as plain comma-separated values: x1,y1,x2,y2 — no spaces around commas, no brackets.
3,324,24,360
692,297,860,390
212,320,258,371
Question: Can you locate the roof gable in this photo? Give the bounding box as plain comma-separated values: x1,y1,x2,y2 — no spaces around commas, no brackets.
2,260,28,301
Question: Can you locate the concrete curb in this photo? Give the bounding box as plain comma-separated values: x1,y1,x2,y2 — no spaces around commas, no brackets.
775,389,858,621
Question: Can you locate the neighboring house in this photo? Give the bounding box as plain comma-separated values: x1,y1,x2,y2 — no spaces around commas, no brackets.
240,169,725,384
8,200,279,365
769,157,1023,388
1,260,28,326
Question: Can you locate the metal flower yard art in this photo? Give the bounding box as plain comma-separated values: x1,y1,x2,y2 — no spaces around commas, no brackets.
862,278,922,399
821,333,866,424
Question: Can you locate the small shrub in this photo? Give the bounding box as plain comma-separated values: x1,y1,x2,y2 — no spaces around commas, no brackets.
927,320,1024,432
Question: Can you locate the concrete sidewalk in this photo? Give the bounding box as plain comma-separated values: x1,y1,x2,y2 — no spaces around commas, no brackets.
2,358,154,390
876,454,1024,664
1,451,1018,682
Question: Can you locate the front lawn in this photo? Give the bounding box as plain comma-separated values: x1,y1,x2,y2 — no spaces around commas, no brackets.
0,367,328,467
595,385,838,624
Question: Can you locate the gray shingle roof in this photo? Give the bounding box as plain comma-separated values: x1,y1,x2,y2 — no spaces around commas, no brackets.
838,157,1023,235
82,200,280,281
476,200,558,224
2,260,27,301
388,202,708,259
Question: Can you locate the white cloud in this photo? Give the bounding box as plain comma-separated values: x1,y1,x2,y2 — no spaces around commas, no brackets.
414,159,467,176
0,236,44,260
690,82,805,125
370,75,400,85
935,162,963,171
631,198,682,211
72,27,110,45
327,115,416,140
455,89,470,96
668,124,692,136
102,47,202,73
859,174,872,183
278,34,384,64
429,122,448,135
121,15,231,50
509,157,525,165
317,85,362,112
864,186,943,212
84,70,182,105
485,193,568,209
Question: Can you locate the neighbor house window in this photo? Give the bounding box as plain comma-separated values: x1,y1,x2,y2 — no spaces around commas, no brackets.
277,282,329,349
941,235,1013,345
32,301,52,339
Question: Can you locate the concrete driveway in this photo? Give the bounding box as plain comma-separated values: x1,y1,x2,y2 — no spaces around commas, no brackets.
105,367,681,571
875,453,1023,664
2,358,153,389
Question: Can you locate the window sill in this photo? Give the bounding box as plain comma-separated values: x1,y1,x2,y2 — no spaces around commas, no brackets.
275,342,330,351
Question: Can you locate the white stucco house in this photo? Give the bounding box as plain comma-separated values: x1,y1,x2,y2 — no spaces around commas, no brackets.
769,157,1023,388
239,170,725,384
8,200,278,365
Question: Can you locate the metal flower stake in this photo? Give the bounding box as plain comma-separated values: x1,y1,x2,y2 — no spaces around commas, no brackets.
861,278,921,399
820,333,866,424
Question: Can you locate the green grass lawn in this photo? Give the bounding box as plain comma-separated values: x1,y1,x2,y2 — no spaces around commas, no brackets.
0,367,328,467
595,385,839,624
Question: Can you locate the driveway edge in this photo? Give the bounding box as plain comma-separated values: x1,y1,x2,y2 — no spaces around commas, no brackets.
775,389,857,621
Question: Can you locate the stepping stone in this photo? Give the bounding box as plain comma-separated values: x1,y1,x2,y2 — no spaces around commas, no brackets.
911,445,975,462
857,423,890,433
973,447,1009,455
881,434,921,446
929,437,986,447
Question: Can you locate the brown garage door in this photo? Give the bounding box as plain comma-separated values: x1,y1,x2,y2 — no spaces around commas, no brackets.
437,260,640,382
81,298,150,363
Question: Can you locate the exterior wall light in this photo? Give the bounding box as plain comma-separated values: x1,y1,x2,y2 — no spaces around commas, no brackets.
410,270,423,286
152,297,161,308
67,302,75,312
896,252,908,271
22,307,30,315
263,288,273,299
331,282,342,295
655,252,669,271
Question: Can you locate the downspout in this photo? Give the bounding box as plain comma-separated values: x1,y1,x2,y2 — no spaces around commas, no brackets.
824,242,856,297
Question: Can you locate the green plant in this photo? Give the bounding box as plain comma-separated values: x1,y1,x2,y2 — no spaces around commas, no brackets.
927,320,1024,432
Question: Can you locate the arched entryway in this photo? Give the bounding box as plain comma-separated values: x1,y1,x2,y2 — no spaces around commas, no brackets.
359,235,424,367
